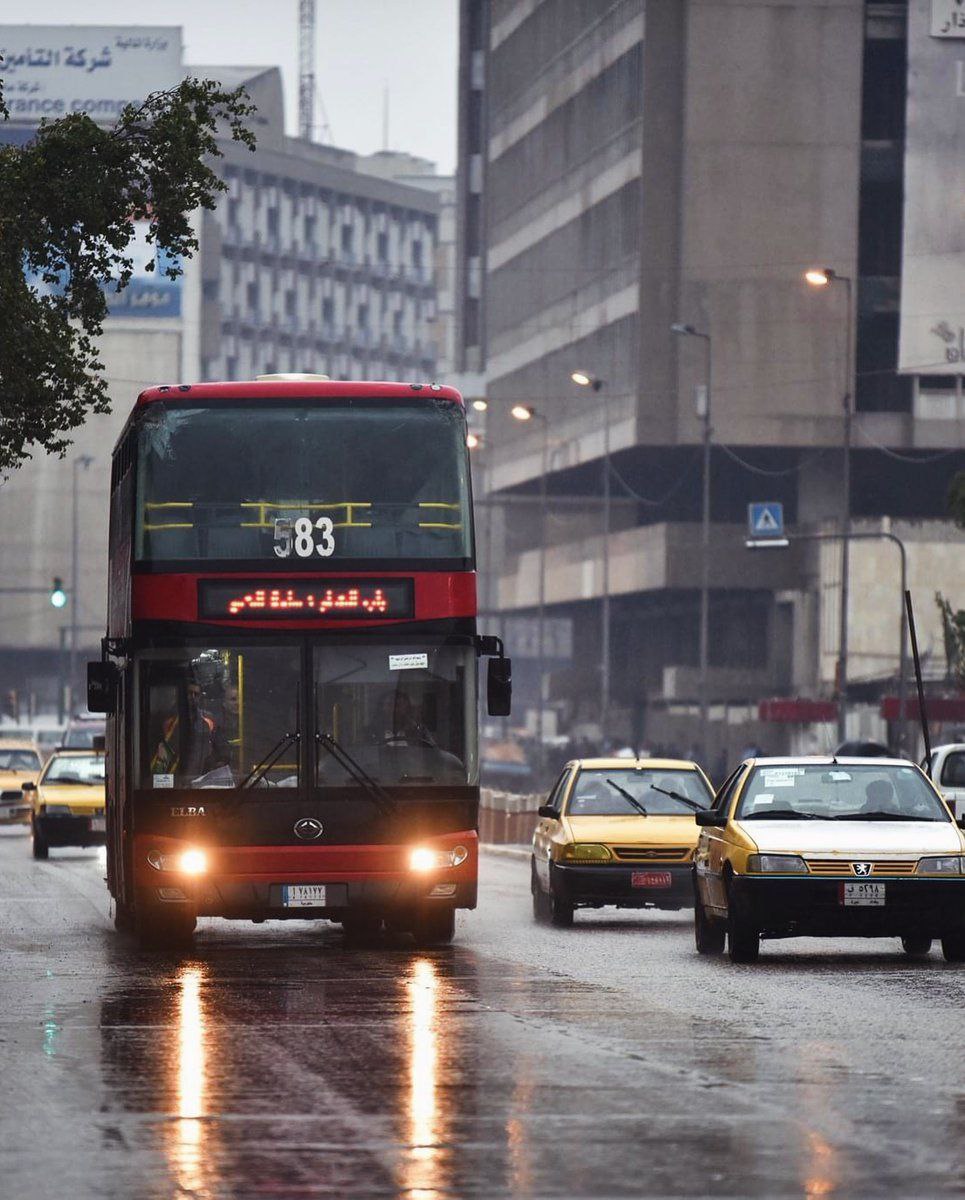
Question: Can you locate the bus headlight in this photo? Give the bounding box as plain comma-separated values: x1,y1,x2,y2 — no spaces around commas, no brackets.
409,845,469,872
147,847,208,875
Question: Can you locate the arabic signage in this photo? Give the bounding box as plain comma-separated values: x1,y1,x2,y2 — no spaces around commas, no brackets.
27,219,182,320
932,0,965,37
0,25,182,124
898,1,965,375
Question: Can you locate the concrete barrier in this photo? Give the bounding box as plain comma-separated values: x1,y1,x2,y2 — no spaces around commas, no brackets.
479,788,541,846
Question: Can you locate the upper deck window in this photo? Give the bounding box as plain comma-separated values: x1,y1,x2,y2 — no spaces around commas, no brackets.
135,400,472,564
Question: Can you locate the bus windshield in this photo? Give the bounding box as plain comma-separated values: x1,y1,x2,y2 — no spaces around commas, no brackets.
135,400,472,564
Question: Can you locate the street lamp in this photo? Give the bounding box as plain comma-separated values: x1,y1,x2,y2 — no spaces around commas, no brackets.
512,404,550,774
570,371,611,740
471,398,488,413
69,455,94,716
805,266,854,744
671,324,712,760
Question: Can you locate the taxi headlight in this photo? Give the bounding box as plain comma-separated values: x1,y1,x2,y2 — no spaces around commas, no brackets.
747,854,808,874
560,843,612,862
147,847,208,875
916,856,965,875
40,804,71,816
409,845,469,872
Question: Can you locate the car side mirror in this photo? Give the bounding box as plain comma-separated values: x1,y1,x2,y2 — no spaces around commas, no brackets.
537,804,558,819
696,810,728,827
957,815,965,831
487,656,512,717
87,660,118,715
21,781,36,792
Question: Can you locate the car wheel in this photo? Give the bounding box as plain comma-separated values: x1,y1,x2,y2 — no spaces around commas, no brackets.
695,895,726,956
531,857,549,922
727,894,760,963
410,907,456,948
901,935,933,958
31,822,49,860
940,932,965,963
549,893,574,928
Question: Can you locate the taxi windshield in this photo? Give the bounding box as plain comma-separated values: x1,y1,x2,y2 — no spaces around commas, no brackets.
0,748,40,772
44,755,106,785
737,764,949,822
567,768,712,816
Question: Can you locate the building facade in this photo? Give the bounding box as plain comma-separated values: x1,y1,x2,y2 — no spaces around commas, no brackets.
459,0,965,764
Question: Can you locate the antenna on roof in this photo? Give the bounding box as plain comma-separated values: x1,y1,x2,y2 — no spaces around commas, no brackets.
298,0,316,142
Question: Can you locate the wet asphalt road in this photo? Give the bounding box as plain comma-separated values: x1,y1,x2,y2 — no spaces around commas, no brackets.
1,828,964,1199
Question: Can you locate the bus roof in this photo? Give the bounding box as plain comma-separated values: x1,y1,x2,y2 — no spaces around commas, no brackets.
136,380,464,407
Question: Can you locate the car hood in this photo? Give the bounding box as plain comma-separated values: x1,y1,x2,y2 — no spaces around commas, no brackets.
39,784,105,810
736,819,963,856
565,813,699,845
0,769,37,787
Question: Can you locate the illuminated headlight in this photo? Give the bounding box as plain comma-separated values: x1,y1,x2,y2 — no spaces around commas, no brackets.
40,804,72,816
747,854,808,874
560,843,612,862
147,847,208,875
409,845,469,872
916,856,965,875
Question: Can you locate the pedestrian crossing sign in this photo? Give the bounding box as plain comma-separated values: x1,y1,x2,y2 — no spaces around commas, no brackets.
747,501,784,539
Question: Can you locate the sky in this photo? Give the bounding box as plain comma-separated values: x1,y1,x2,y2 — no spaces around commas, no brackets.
0,0,459,172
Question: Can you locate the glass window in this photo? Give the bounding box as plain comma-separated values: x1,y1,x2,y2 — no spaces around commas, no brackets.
941,752,965,788
44,754,105,784
736,764,949,822
63,721,105,748
135,401,472,564
139,646,300,789
565,768,713,817
314,643,477,788
0,748,41,772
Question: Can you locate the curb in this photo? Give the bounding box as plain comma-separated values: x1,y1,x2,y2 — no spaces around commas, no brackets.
481,844,530,861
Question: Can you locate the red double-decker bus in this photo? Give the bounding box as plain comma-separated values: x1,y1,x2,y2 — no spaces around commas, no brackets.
88,375,511,947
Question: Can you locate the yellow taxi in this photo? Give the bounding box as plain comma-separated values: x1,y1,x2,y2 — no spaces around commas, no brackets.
27,748,106,859
693,756,965,963
0,739,42,826
531,758,714,926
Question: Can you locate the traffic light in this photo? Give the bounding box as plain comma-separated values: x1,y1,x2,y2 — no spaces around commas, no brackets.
50,577,67,608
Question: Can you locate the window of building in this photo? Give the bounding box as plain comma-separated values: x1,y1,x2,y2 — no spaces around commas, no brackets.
377,231,389,261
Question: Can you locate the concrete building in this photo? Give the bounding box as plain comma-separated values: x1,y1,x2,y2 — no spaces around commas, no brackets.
459,0,965,764
0,30,444,717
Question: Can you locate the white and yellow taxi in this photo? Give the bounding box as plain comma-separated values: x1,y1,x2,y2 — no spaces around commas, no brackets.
0,739,42,825
531,758,714,926
693,757,965,963
27,748,106,859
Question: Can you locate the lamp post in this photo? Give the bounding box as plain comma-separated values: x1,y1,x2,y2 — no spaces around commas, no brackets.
570,371,611,742
670,325,712,759
512,404,549,775
70,455,94,716
805,267,854,744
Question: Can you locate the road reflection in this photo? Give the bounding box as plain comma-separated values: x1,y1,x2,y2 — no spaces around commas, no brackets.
402,956,449,1198
172,963,209,1198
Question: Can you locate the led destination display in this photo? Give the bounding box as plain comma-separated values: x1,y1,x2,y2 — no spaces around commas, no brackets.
198,578,414,620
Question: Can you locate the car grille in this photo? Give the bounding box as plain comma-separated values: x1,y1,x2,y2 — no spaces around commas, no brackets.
611,846,691,862
0,790,23,801
805,859,918,877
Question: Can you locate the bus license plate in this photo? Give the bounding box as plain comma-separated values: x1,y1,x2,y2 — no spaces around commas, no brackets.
90,817,105,832
840,882,885,906
632,871,672,889
283,884,327,908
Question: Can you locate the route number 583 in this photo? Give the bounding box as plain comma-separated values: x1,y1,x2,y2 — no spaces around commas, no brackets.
273,516,335,558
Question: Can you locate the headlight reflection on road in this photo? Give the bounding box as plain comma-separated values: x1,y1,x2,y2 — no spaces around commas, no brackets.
404,957,446,1199
174,964,209,1198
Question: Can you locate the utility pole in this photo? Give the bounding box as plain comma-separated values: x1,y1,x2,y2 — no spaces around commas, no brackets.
298,0,317,142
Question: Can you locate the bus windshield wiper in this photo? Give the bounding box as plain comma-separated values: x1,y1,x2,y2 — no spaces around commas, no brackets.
648,783,704,812
605,778,648,817
240,731,300,789
316,732,396,815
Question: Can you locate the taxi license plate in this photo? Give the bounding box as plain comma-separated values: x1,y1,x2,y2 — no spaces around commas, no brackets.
90,817,105,832
282,884,327,908
631,870,672,889
840,881,885,906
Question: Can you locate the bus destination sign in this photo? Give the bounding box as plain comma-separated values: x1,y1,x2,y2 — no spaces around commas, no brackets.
198,578,415,620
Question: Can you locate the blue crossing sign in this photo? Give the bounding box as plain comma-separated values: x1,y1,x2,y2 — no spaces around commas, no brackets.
747,501,785,540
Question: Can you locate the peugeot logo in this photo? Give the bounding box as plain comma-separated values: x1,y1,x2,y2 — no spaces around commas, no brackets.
294,818,324,840
853,862,873,877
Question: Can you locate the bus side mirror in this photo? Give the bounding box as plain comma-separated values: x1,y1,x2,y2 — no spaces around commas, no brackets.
87,661,118,715
487,657,512,717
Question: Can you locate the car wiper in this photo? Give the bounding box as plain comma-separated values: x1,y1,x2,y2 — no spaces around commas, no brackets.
648,783,704,812
605,778,648,817
240,731,299,789
741,810,826,820
316,732,396,815
842,810,942,822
